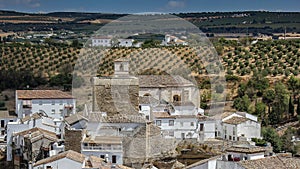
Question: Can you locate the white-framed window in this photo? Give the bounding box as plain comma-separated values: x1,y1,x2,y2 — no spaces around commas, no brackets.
51,109,55,114
191,122,194,126
59,109,63,114
156,120,161,126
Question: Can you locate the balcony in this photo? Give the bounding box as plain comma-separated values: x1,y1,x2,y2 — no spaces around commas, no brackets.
82,144,122,151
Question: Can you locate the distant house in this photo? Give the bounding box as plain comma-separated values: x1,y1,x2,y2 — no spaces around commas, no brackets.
0,110,17,141
161,34,188,46
91,36,112,47
16,90,76,119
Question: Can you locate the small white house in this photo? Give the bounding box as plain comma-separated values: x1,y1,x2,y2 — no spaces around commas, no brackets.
161,34,188,46
214,112,261,141
16,90,76,119
225,145,266,161
118,39,134,47
222,116,261,142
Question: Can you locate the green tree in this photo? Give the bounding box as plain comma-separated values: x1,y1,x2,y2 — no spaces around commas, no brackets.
262,127,282,153
289,95,295,118
288,75,300,100
255,102,267,124
233,95,251,112
281,127,296,154
271,82,289,124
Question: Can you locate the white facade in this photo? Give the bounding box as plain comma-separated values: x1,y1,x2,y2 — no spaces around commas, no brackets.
118,39,134,47
214,112,261,141
91,37,112,47
16,98,75,119
16,90,76,119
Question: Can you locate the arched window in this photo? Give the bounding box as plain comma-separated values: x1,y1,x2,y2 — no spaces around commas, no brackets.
173,95,181,102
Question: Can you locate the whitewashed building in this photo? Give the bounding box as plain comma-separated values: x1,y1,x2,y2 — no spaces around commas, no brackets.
0,110,17,141
6,113,59,161
16,90,76,119
214,112,261,141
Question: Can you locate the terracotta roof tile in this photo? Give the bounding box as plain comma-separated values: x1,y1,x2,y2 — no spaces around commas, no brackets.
83,136,122,144
0,110,17,119
223,116,248,125
138,75,195,88
65,113,88,125
33,150,86,167
17,90,74,99
14,127,58,142
238,156,300,169
226,145,266,154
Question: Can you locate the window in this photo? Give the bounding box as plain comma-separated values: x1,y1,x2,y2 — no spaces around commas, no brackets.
59,109,63,114
100,155,105,159
229,135,232,140
59,100,63,105
146,115,149,120
156,120,161,126
200,123,204,131
233,127,236,135
112,155,117,163
39,101,43,105
51,100,55,105
169,120,174,126
0,120,4,128
173,95,181,102
169,131,174,137
9,120,13,122
191,122,194,126
233,137,235,141
181,133,185,139
51,109,55,114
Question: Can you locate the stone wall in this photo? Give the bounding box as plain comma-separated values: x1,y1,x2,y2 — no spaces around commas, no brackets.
93,77,139,116
64,128,82,153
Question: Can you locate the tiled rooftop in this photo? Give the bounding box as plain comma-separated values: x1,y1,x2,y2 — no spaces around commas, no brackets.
33,150,86,167
14,127,58,142
223,116,249,125
65,113,88,125
226,145,266,154
238,156,300,169
17,90,74,99
0,110,17,119
83,136,122,144
138,75,195,88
